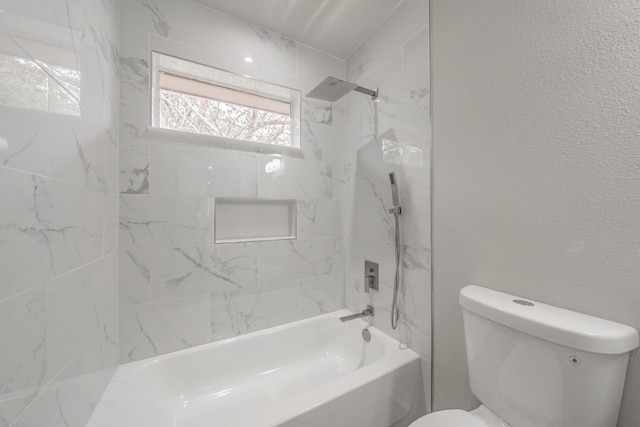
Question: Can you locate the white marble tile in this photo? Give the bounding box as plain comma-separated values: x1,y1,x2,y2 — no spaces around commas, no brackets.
302,98,345,127
13,325,114,427
0,286,47,426
297,199,339,240
72,0,119,68
299,274,344,319
258,155,332,200
377,102,431,151
1,0,75,30
148,33,260,80
149,244,259,300
119,194,214,250
399,193,430,248
259,238,335,285
354,157,395,200
410,84,429,110
365,284,430,358
375,0,429,54
0,168,104,300
67,12,111,123
211,282,299,340
101,313,119,373
296,44,345,83
120,296,211,363
301,121,345,164
0,9,82,103
121,0,216,51
345,275,369,314
120,138,149,194
149,142,258,197
399,138,431,195
0,0,119,424
0,106,48,176
119,250,151,306
46,254,118,378
402,244,431,305
403,27,430,92
343,0,430,363
332,163,347,201
349,238,396,292
48,112,118,192
345,93,376,153
211,10,296,77
102,192,118,255
0,392,30,427
119,27,150,140
6,1,116,124
333,236,346,274
357,196,395,243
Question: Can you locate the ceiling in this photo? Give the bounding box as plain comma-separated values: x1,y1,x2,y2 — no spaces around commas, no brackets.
195,0,404,59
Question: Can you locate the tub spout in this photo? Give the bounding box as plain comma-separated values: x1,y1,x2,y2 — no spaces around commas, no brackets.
340,305,374,322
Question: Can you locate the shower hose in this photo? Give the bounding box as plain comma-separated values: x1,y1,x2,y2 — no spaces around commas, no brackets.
391,208,401,330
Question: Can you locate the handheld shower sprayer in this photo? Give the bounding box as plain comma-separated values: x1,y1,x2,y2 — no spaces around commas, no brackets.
388,172,402,330
389,172,402,215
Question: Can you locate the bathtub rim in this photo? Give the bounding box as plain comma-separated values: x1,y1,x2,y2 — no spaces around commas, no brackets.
95,309,423,427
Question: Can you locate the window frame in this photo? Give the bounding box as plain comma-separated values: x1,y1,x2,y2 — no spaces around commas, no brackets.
149,52,302,156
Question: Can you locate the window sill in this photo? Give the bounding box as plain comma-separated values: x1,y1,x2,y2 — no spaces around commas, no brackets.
144,127,305,159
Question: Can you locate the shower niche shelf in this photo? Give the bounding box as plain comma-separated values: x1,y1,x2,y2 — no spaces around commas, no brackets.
214,197,297,244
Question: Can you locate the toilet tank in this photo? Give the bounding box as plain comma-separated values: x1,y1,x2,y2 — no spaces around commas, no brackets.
460,285,639,427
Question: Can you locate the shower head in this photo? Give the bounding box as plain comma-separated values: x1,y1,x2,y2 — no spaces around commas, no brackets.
389,172,400,208
306,76,378,102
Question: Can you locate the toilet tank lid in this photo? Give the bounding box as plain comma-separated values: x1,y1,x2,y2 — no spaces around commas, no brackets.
459,285,639,355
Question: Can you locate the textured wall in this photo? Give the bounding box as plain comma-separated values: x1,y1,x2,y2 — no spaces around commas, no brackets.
118,0,346,363
431,0,640,425
345,0,431,406
0,0,119,425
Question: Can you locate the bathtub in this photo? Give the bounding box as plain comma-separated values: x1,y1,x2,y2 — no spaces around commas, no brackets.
87,310,426,427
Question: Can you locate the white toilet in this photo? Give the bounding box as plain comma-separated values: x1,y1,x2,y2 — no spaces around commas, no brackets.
411,285,639,427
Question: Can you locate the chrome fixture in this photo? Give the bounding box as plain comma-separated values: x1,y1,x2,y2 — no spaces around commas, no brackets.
362,328,371,342
306,76,378,102
389,172,402,330
364,260,379,293
340,305,374,322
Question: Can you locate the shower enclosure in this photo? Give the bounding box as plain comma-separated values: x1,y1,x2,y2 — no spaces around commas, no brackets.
0,0,431,425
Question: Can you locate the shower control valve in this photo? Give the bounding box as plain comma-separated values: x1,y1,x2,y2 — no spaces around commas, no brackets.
364,260,379,293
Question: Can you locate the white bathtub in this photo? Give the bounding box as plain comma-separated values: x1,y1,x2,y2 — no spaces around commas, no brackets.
88,310,426,427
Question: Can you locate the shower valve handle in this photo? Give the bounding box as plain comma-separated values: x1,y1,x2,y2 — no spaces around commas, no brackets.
364,260,379,293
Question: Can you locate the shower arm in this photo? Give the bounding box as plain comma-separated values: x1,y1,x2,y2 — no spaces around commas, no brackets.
354,86,378,100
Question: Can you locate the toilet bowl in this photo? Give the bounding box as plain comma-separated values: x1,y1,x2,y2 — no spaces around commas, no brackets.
410,405,509,427
412,285,639,427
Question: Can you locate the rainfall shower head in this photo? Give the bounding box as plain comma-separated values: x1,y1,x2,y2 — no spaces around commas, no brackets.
306,76,378,102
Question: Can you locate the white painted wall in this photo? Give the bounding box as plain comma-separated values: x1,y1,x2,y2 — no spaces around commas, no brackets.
431,0,640,425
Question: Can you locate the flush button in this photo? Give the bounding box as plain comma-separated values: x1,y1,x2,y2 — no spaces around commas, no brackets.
513,299,534,306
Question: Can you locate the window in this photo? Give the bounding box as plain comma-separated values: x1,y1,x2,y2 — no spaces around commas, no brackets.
151,52,301,149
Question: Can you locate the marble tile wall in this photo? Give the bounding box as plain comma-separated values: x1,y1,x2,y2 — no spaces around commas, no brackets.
344,0,432,402
0,0,119,426
118,0,346,363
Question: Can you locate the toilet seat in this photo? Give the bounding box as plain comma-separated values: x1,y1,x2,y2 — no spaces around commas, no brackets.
409,409,487,427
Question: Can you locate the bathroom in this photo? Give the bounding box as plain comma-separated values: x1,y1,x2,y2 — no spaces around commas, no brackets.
0,0,638,426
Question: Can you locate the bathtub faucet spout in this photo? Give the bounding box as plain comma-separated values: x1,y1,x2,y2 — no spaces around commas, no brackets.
340,305,374,322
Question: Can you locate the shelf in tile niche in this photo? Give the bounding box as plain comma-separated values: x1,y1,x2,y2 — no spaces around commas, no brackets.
214,197,297,244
